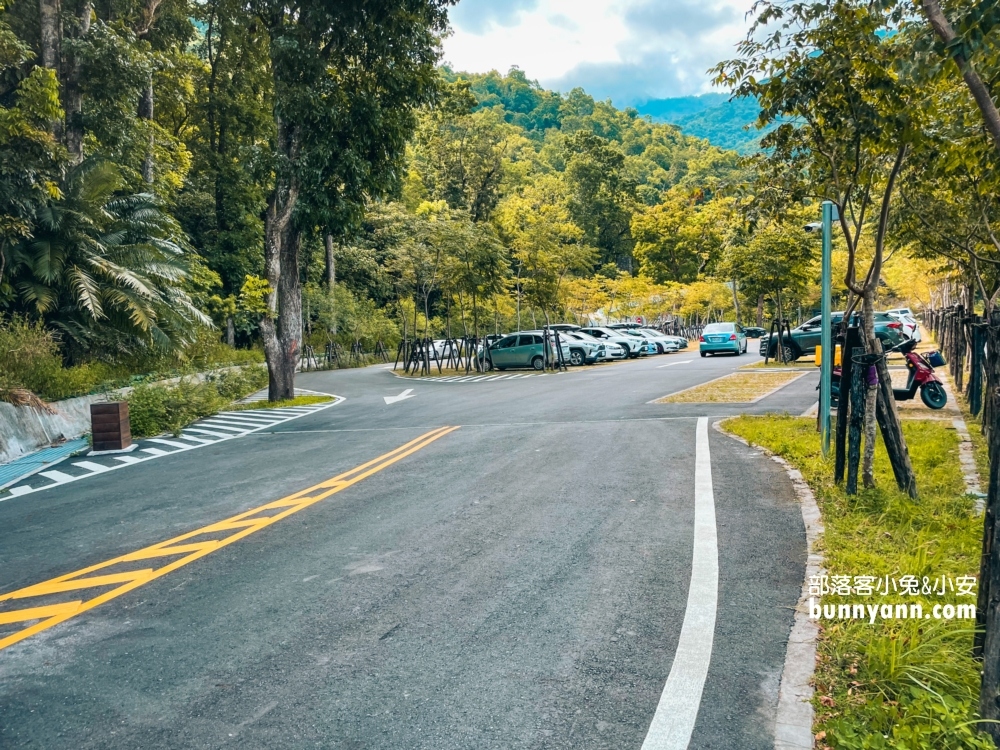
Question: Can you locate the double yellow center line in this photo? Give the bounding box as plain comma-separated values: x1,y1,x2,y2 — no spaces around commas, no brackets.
0,426,459,652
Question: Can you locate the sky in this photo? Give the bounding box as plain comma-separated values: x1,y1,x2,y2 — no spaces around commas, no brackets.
443,0,755,107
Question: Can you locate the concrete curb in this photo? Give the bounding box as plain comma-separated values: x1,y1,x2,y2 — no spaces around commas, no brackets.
714,420,822,750
936,373,986,512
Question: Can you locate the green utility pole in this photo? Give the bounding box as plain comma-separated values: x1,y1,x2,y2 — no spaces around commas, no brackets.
820,201,837,457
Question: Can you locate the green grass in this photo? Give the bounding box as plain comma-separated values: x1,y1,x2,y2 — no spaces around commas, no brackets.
724,414,993,750
230,395,333,410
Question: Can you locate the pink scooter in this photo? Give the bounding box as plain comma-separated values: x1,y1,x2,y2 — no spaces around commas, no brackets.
829,338,947,409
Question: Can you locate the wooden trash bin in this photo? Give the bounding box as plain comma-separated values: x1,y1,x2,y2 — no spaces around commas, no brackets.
91,402,133,452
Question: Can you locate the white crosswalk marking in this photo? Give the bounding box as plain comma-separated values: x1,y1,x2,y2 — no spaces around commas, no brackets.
3,394,343,499
197,423,249,433
148,438,200,449
38,470,76,482
183,427,236,438
71,461,110,472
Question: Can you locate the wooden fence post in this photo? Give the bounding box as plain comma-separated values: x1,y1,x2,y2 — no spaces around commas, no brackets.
977,317,1000,739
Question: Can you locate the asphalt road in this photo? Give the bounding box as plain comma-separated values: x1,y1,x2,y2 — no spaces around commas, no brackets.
0,350,817,749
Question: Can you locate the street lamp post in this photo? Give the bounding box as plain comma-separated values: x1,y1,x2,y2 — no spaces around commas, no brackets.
819,201,837,458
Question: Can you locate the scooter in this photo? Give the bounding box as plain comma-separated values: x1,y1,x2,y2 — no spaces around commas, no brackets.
829,337,948,410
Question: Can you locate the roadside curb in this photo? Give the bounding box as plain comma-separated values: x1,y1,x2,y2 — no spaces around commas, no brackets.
936,373,986,512
714,419,822,750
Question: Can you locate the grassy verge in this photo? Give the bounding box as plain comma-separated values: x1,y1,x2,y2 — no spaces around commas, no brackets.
658,371,805,403
124,366,268,437
230,395,333,410
740,359,815,370
723,415,992,749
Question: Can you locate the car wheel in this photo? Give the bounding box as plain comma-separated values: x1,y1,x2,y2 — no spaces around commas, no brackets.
781,345,799,362
569,349,585,366
920,382,948,409
700,352,707,357
482,359,494,372
531,355,544,371
656,343,664,354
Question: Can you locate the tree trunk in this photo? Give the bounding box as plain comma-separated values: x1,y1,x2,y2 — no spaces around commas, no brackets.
225,316,235,347
921,0,1000,154
39,0,61,71
863,382,878,488
731,278,740,325
259,110,299,401
324,233,336,288
64,0,92,163
860,294,879,485
38,0,62,146
756,293,764,328
139,75,155,184
276,226,302,395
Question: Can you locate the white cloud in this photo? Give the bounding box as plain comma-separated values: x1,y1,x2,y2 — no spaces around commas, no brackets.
442,0,754,104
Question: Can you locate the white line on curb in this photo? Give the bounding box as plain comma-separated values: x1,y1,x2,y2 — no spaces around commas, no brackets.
641,416,718,750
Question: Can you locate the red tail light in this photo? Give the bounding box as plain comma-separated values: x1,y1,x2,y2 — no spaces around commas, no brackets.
729,334,736,340
699,335,705,342
887,322,902,329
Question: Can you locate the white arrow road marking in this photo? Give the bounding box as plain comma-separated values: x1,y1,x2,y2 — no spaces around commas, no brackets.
657,360,694,368
384,388,416,405
641,416,718,750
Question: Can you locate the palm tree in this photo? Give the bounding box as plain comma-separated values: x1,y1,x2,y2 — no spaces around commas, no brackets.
2,159,208,359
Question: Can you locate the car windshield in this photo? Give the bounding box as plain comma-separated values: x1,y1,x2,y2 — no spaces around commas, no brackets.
703,323,734,333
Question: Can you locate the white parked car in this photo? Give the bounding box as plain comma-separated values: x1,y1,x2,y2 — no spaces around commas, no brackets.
887,312,921,343
558,330,610,364
630,329,679,354
579,327,648,358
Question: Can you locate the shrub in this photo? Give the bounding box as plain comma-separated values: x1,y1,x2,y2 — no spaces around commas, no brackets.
0,316,112,401
125,365,267,437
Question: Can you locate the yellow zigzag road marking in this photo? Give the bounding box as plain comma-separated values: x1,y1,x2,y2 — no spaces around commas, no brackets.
0,426,459,652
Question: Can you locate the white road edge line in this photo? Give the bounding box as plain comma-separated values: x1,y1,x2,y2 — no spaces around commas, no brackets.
657,360,694,368
641,416,718,750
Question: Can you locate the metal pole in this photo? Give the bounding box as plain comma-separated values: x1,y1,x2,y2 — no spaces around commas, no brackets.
820,201,836,457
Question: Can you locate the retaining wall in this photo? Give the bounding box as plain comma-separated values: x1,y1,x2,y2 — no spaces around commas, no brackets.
0,394,110,464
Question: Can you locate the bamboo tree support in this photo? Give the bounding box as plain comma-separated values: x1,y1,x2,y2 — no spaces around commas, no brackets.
846,355,870,495
835,326,862,484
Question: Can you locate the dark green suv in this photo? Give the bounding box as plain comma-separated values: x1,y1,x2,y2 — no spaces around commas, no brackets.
762,311,908,361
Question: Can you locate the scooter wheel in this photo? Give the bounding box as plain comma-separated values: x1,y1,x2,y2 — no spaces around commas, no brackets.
920,382,948,409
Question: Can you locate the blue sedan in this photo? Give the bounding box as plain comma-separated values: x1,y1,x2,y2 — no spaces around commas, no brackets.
699,322,748,357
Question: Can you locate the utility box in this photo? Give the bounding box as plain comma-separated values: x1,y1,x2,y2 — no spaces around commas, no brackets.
90,402,132,452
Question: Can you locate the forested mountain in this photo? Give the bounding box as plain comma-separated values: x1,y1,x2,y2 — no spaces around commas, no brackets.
637,94,765,154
